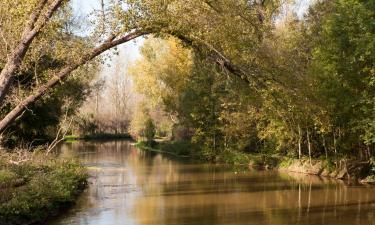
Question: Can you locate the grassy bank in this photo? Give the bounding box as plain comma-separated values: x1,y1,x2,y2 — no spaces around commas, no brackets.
135,140,280,166
135,141,192,158
64,133,132,141
0,151,88,225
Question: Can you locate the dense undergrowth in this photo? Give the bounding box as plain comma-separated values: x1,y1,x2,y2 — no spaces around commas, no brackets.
64,133,132,141
136,140,280,167
0,151,88,225
363,158,375,183
136,140,375,182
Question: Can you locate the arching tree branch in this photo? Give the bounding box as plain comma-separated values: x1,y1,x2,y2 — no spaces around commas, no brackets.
0,0,65,106
0,30,149,133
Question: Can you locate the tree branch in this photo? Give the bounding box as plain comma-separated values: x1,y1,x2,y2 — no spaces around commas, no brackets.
0,30,149,133
25,0,49,33
0,0,65,107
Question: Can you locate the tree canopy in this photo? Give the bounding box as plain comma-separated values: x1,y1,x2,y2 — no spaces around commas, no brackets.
0,0,374,161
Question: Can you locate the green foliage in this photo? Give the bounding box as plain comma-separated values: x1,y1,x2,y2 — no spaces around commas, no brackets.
0,1,99,147
0,156,87,225
370,157,375,173
129,0,375,163
136,140,195,157
362,157,375,183
310,0,374,139
0,170,18,188
1,0,374,167
130,103,159,143
64,133,131,141
159,141,196,157
216,150,251,165
144,118,156,143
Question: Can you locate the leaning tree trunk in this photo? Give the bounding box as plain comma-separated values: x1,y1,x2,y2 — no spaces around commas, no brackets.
0,30,147,133
0,0,64,106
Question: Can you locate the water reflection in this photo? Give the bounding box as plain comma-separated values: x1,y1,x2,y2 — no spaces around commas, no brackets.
50,141,375,225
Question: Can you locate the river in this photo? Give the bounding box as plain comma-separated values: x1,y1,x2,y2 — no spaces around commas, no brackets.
48,140,375,225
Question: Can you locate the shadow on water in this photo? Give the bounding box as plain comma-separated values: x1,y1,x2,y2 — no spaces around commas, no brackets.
48,140,375,225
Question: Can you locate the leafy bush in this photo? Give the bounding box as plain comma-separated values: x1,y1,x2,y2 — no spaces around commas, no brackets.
0,170,18,188
370,157,375,172
159,141,196,156
0,156,88,225
143,118,156,144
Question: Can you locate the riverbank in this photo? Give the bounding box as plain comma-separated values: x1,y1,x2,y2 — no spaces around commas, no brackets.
135,140,375,183
0,151,88,225
64,133,132,141
134,141,192,158
278,158,374,183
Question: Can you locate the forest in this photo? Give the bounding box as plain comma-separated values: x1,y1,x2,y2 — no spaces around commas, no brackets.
0,0,373,159
0,0,374,224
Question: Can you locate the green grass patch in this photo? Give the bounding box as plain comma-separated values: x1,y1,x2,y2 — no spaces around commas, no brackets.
0,170,19,188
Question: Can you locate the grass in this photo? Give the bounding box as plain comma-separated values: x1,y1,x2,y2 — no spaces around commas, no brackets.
0,151,88,225
0,170,18,188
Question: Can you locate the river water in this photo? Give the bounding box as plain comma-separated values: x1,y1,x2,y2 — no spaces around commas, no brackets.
49,140,375,225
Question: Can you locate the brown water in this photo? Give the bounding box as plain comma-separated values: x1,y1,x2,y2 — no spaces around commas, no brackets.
49,141,375,225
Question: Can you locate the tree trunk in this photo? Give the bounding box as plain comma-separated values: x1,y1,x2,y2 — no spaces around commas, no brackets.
322,134,328,159
0,0,64,105
0,30,147,133
298,124,302,159
333,129,337,156
307,129,312,165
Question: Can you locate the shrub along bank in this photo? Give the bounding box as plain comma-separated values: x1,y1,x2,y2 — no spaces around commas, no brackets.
0,151,88,225
64,133,132,141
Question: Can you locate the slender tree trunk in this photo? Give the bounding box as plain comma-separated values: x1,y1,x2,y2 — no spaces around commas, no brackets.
298,124,302,159
322,135,328,159
0,30,147,133
307,129,312,165
0,0,64,105
333,129,337,156
212,103,216,153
